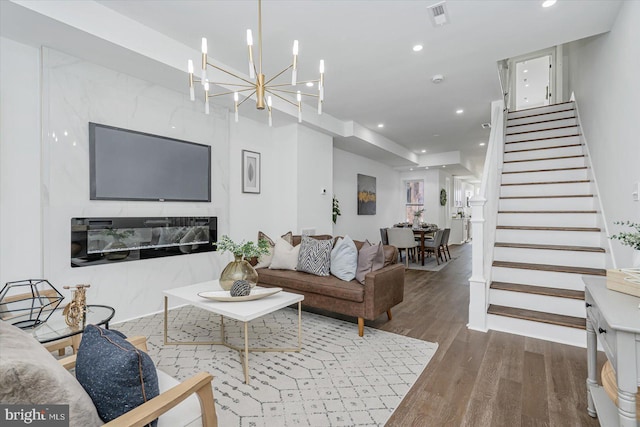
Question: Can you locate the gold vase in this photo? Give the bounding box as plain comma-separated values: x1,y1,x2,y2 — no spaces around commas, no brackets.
219,254,258,291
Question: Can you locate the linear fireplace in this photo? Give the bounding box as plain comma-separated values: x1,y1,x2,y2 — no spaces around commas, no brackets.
71,216,217,267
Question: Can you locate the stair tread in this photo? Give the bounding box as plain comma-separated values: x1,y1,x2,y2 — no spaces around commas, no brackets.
503,154,584,164
492,260,606,276
490,281,585,300
500,194,593,199
507,116,576,128
495,242,605,253
501,180,590,186
498,210,597,214
505,134,580,144
506,125,578,136
488,304,586,330
503,166,587,175
507,107,575,121
497,225,600,232
508,102,574,115
505,143,582,153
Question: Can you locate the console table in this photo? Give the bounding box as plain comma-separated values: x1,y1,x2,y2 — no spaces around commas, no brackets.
584,276,640,426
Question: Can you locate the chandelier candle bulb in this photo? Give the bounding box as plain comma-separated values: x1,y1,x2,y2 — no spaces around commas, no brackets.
201,37,208,84
267,96,273,127
234,92,239,122
247,30,255,78
292,40,299,85
204,81,210,115
297,90,302,123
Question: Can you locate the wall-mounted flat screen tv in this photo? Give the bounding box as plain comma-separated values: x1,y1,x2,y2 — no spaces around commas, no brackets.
89,123,211,202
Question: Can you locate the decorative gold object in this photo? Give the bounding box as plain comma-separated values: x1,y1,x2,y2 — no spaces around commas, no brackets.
186,0,325,126
62,284,90,327
219,255,258,291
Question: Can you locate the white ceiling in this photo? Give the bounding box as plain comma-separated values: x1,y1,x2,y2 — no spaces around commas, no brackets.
1,0,622,177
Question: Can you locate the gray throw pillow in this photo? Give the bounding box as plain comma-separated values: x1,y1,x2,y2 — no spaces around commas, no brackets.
76,325,159,426
356,242,385,284
297,235,333,276
0,321,103,427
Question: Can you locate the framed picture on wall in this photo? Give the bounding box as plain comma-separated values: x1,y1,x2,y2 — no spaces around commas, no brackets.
242,150,261,194
357,173,376,215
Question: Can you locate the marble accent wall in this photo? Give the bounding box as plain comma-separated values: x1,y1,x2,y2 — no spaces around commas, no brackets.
41,49,230,321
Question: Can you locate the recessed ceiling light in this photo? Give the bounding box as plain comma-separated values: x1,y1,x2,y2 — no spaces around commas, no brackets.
421,149,426,153
456,109,464,114
433,134,440,137
542,0,557,7
523,69,529,73
413,44,423,52
442,165,446,168
525,84,529,87
425,166,429,170
479,142,486,146
63,130,68,136
410,168,414,171
377,123,384,128
306,82,314,87
171,125,176,129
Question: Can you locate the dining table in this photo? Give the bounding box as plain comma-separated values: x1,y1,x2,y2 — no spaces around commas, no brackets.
412,227,439,266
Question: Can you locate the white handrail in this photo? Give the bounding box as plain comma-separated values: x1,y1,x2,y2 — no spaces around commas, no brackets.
468,99,505,332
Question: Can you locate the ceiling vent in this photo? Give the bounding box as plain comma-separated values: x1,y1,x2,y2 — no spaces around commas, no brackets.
428,2,450,26
481,123,491,129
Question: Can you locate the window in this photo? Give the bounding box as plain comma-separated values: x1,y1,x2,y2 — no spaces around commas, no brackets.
405,180,424,222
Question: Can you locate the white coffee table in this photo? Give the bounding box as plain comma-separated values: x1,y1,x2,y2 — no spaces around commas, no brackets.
162,280,304,384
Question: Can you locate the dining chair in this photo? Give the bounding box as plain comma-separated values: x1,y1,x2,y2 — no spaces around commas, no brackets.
386,228,419,267
379,228,389,245
423,229,445,265
440,228,451,261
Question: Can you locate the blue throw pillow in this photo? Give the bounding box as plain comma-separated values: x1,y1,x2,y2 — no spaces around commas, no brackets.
76,325,159,426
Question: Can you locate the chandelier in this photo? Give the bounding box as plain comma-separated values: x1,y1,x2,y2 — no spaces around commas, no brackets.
187,0,325,126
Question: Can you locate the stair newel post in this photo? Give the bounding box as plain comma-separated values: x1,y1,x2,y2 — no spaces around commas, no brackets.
468,196,488,331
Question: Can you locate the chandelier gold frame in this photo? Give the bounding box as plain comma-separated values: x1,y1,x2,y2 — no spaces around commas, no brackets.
187,0,325,126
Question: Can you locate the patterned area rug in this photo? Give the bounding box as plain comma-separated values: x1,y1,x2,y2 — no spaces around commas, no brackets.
114,305,438,426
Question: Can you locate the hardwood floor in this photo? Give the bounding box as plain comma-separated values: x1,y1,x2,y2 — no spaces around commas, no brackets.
366,243,605,427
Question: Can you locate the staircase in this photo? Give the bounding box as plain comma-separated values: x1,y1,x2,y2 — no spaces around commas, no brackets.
486,101,607,347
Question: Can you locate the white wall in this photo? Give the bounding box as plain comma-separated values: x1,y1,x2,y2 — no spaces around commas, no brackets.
0,38,42,284
0,46,232,322
228,121,333,243
333,148,403,242
565,1,640,266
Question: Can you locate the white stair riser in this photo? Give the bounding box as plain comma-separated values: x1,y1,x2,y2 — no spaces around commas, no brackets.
506,117,577,133
491,266,587,290
499,196,594,211
504,145,583,162
508,103,575,119
501,168,588,184
508,109,576,126
505,135,581,152
489,289,586,318
495,228,600,246
487,315,586,348
500,182,591,197
493,247,605,269
503,156,586,172
497,213,598,228
505,127,579,143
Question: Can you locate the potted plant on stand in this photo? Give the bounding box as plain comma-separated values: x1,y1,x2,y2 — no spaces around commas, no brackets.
216,236,270,291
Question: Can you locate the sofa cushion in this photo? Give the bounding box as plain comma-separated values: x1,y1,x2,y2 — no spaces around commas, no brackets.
330,236,358,281
0,321,103,427
156,370,203,427
297,235,333,276
76,325,159,426
257,268,364,302
269,238,301,270
356,242,384,284
253,231,294,268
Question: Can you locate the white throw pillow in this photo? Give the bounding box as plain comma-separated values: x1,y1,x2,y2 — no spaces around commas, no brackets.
269,238,301,270
331,236,358,281
254,247,274,269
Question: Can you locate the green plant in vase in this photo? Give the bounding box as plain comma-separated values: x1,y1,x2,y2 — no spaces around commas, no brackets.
610,221,640,268
332,195,341,224
216,235,270,291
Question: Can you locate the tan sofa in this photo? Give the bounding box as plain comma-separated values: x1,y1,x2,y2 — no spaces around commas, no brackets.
256,235,404,336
